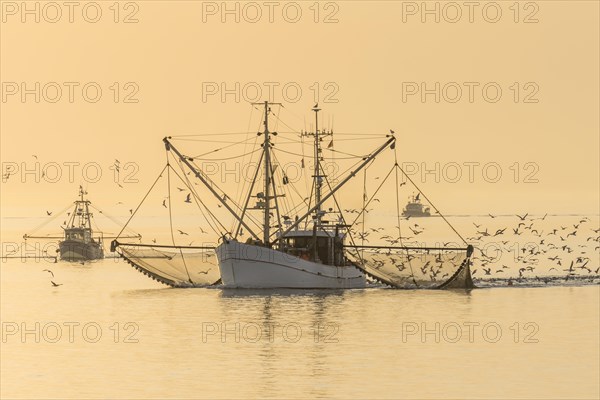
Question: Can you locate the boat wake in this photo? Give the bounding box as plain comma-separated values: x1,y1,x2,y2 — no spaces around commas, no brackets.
474,275,600,288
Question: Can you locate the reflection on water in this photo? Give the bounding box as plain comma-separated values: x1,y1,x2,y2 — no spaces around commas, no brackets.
1,215,599,399
1,257,598,399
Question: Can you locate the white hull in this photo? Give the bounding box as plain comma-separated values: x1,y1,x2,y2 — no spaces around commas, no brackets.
216,240,366,289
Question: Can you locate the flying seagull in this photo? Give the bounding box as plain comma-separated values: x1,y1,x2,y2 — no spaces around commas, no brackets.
516,213,529,221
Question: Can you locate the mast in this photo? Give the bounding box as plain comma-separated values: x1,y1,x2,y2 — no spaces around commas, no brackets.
70,185,91,231
81,186,91,232
263,101,271,245
251,101,281,246
302,104,330,227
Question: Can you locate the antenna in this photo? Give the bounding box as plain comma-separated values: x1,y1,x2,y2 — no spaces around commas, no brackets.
301,103,332,227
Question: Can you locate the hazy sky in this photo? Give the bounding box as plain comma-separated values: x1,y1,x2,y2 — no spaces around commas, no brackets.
1,1,599,226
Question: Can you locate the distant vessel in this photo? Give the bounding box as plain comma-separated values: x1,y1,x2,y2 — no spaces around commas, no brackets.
402,193,430,217
59,186,104,261
23,186,141,262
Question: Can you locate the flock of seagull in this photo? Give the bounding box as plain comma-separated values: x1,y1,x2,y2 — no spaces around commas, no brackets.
348,212,599,287
467,214,599,285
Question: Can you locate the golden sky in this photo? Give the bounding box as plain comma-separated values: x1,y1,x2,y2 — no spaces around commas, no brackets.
1,1,599,222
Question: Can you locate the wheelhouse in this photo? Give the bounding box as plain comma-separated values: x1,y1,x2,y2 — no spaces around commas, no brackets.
279,228,346,266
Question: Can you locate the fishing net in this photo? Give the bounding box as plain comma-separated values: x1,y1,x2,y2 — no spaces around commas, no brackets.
347,246,474,289
115,242,220,287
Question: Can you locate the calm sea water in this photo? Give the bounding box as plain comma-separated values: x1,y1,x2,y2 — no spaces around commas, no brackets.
1,216,599,399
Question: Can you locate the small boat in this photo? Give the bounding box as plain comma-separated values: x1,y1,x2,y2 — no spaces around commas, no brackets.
23,186,141,262
402,193,431,217
59,186,104,261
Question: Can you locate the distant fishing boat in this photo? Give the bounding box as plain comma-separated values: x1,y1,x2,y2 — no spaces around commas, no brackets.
113,102,473,289
402,193,431,217
58,186,104,261
24,186,140,262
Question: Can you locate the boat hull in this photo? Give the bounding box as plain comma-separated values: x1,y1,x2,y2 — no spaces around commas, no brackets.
216,240,366,289
59,240,104,261
402,210,430,217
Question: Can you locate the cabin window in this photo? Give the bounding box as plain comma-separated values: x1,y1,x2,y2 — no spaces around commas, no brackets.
283,235,343,265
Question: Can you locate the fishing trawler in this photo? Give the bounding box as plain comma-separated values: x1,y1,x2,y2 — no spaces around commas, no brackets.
58,186,104,261
24,186,141,262
402,193,431,217
112,102,473,289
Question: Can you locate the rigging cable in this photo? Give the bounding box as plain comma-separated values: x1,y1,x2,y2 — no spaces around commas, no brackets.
115,163,169,239
24,203,75,238
394,148,418,287
170,160,228,236
232,107,262,235
166,154,193,284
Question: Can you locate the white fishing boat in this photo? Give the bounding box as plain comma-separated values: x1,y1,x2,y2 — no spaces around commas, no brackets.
112,102,473,289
